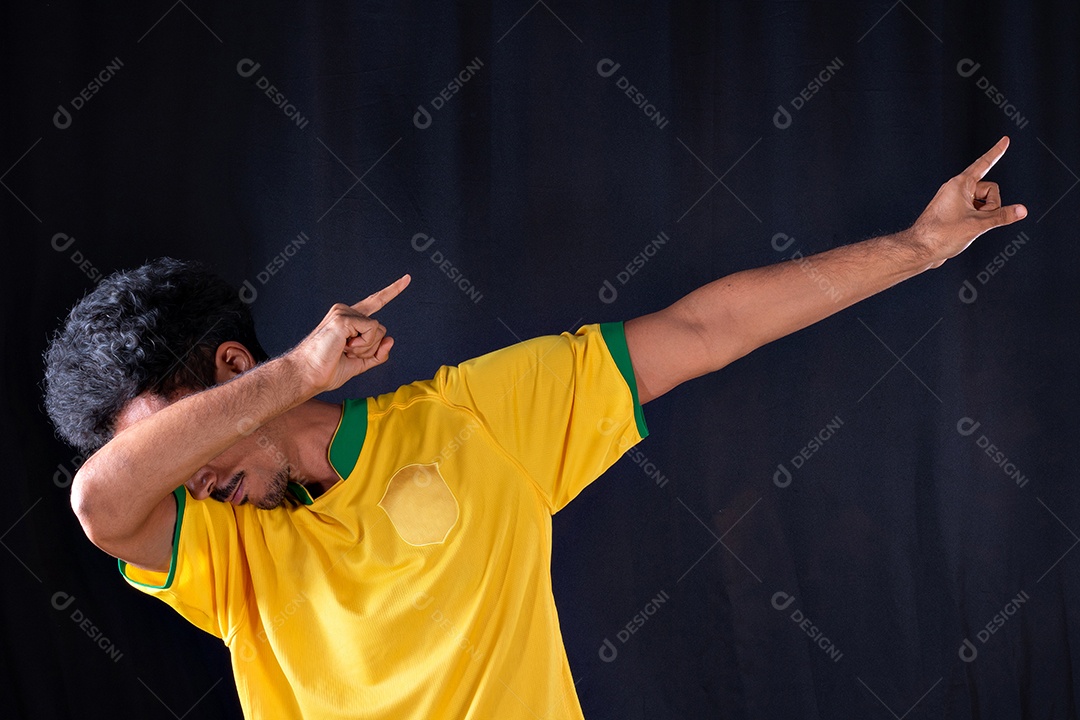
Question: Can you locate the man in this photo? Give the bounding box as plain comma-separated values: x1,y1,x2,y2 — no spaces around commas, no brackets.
45,138,1025,719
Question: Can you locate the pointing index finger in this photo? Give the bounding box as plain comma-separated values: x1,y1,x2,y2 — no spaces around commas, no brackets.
964,136,1010,180
352,273,411,316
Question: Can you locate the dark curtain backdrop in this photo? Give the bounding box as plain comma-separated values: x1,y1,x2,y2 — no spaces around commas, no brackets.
3,1,1078,718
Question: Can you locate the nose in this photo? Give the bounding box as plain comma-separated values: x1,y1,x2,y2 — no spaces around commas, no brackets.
186,468,216,501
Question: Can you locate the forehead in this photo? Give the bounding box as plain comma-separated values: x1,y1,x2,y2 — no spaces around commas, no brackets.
113,392,173,434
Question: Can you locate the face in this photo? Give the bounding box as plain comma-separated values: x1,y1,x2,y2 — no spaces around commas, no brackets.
113,391,296,510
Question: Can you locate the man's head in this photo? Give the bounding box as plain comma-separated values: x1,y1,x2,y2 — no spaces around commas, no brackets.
44,257,268,454
43,258,295,508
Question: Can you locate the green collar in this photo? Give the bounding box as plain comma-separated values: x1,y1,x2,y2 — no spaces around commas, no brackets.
286,398,368,505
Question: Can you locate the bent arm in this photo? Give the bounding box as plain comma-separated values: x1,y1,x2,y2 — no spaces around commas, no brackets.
625,137,1027,403
71,276,410,571
71,356,309,569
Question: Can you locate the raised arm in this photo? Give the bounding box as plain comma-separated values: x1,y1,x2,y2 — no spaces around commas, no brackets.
70,275,410,571
625,137,1027,403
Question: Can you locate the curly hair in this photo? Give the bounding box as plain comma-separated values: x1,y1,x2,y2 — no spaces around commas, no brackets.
43,257,268,454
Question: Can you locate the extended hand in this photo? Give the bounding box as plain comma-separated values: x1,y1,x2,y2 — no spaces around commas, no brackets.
910,136,1028,268
290,274,411,394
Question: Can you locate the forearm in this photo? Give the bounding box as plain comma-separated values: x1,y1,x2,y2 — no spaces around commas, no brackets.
626,230,936,402
681,229,932,368
71,355,310,544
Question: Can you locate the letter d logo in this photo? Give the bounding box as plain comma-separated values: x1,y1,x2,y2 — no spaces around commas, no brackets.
958,280,978,304
51,232,76,252
772,105,792,130
771,591,796,611
598,279,618,304
958,638,978,662
239,280,258,304
413,104,432,130
773,463,792,488
411,232,435,252
596,58,621,78
598,638,618,662
53,464,73,488
236,639,258,663
956,58,981,78
53,104,72,130
51,591,75,611
956,417,981,437
771,232,795,253
236,58,261,78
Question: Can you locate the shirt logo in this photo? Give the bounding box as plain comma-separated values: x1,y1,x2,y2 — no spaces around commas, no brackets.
378,463,459,546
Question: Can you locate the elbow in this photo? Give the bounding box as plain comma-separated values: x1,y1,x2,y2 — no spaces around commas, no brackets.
680,297,754,374
70,468,94,534
70,466,123,557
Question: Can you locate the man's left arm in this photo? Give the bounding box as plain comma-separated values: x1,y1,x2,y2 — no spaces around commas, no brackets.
625,136,1027,403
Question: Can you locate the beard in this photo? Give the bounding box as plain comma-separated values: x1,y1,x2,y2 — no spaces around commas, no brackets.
253,466,291,510
211,466,293,509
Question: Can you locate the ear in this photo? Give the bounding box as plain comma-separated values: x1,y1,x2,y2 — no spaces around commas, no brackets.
213,341,258,383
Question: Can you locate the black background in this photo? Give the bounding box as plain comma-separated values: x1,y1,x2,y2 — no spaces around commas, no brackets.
3,1,1078,718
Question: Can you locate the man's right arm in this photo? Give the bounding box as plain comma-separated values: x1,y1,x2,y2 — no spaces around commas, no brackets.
70,275,410,572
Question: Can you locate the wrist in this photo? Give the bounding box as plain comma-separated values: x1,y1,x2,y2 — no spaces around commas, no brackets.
269,352,320,403
887,227,943,273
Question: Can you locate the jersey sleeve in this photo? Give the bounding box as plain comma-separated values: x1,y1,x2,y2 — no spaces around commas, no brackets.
117,486,252,642
433,321,649,513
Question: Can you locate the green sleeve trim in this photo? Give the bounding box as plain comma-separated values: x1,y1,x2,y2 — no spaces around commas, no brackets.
117,486,185,589
328,398,368,480
598,321,649,439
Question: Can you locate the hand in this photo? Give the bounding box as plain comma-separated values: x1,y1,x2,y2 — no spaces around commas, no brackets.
909,136,1028,268
289,274,411,394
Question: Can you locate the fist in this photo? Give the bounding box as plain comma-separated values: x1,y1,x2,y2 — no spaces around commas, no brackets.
290,274,411,394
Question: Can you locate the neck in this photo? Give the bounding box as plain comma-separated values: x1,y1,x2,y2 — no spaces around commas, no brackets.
276,399,346,497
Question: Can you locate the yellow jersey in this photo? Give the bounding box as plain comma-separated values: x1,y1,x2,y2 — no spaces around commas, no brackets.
120,322,648,719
